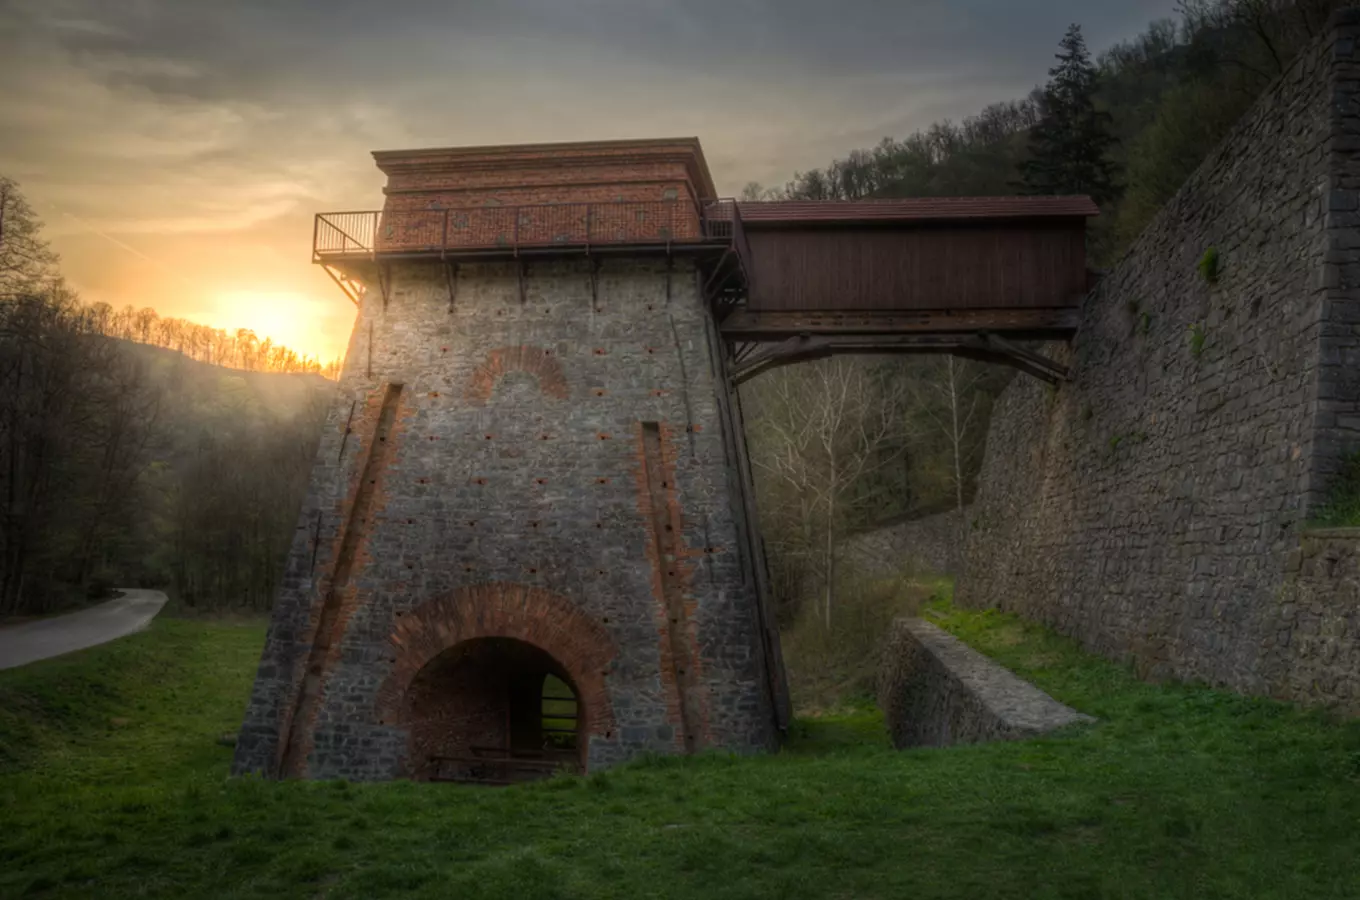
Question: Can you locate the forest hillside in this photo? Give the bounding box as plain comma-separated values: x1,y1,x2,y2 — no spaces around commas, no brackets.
0,288,330,618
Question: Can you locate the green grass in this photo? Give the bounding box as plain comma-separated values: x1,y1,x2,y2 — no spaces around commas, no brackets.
3,605,1360,899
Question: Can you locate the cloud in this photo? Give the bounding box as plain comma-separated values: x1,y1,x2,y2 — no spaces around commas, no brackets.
2,0,1184,205
0,0,1181,358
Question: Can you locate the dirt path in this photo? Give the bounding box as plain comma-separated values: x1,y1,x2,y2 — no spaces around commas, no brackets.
0,589,168,670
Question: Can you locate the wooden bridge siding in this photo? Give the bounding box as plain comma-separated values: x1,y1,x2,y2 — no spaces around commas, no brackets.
743,222,1088,311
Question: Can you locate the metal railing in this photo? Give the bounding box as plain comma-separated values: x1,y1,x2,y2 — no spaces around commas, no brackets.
707,200,753,279
313,211,378,255
313,199,741,258
696,199,753,297
702,200,736,241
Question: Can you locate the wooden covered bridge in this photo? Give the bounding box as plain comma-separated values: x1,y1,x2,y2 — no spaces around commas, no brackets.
313,137,1097,384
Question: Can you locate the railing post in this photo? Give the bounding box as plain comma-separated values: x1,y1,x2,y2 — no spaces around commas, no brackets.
312,214,320,260
513,209,519,255
585,204,592,253
372,211,379,259
441,208,449,256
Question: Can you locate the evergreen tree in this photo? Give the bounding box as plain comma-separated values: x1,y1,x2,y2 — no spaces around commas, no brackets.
1019,24,1122,205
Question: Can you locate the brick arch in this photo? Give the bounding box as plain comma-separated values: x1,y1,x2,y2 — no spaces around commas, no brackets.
375,582,618,748
463,345,568,406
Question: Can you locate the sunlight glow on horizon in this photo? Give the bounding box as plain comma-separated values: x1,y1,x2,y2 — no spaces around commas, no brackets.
205,289,348,363
44,215,359,367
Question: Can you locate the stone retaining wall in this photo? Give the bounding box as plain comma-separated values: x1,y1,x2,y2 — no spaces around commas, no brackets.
841,507,969,578
957,10,1360,713
1276,529,1360,704
877,618,1093,749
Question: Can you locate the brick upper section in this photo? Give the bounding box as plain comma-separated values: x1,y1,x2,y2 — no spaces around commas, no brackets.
372,137,719,209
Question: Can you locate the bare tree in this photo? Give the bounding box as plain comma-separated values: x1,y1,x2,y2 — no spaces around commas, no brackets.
1176,0,1350,78
134,307,158,343
907,356,992,515
746,358,909,628
739,182,769,202
0,178,346,616
69,346,162,588
0,177,59,297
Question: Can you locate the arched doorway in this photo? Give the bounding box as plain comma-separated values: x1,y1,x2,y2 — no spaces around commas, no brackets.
400,637,584,784
374,582,619,782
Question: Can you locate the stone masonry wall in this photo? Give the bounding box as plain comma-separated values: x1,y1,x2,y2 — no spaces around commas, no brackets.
233,256,780,780
1278,529,1360,703
877,618,1093,749
958,11,1360,712
840,507,970,579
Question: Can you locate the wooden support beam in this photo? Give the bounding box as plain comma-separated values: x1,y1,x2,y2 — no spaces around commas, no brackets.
719,307,1081,338
955,345,1068,384
728,332,1069,386
973,331,1068,381
730,335,832,384
731,341,761,365
321,264,364,307
701,311,792,731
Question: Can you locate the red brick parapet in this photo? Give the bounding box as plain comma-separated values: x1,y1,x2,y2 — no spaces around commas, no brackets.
373,137,717,203
368,138,715,252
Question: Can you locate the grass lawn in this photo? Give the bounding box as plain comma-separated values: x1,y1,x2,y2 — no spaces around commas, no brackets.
2,602,1359,900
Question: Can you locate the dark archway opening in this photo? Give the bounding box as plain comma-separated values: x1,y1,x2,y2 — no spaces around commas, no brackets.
401,637,583,784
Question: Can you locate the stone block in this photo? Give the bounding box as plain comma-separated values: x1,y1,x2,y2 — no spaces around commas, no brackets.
877,618,1094,749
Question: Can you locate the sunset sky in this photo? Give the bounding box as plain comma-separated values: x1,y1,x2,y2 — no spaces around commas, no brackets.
0,0,1178,363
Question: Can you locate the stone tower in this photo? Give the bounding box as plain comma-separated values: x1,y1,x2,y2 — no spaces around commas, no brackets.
232,138,788,782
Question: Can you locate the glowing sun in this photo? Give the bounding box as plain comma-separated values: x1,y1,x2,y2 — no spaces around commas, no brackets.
212,290,329,358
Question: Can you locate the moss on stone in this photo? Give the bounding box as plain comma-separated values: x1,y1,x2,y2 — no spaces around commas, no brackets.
1198,246,1220,283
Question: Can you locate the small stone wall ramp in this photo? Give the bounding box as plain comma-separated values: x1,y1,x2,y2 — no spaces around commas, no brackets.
877,617,1094,749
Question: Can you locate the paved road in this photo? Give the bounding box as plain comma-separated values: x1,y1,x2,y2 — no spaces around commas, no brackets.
0,589,168,671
